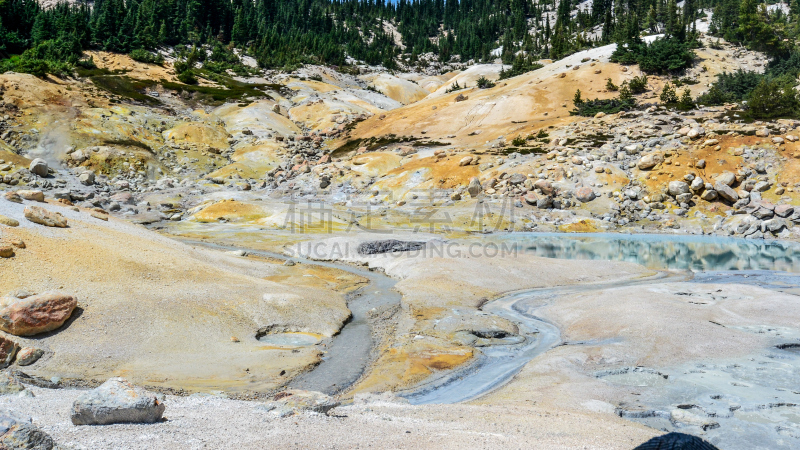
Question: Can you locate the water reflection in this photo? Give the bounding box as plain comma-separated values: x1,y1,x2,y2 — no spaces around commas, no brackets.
489,233,800,272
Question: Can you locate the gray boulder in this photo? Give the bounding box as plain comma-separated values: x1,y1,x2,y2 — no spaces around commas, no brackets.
0,410,55,450
637,153,663,170
29,159,48,178
507,173,526,185
467,177,482,198
715,182,739,203
763,218,788,234
667,181,690,196
700,189,718,202
687,127,705,139
775,204,794,218
71,377,165,425
78,172,95,186
752,205,774,220
715,172,736,187
753,181,770,192
0,371,25,396
536,196,553,209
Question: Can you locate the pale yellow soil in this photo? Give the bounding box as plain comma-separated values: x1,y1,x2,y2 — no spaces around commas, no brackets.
0,199,363,393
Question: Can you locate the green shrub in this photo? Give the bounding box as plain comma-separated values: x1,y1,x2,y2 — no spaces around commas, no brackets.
628,75,648,94
678,88,695,110
696,70,764,105
605,78,618,91
746,75,800,119
637,39,695,73
129,49,164,65
672,77,698,87
0,37,85,78
0,56,71,78
766,51,800,78
611,38,694,74
173,60,191,74
573,89,584,106
445,80,463,93
499,54,543,80
177,70,198,85
476,76,495,89
511,135,526,146
660,83,678,104
618,82,633,101
571,86,636,116
570,97,636,116
695,85,728,105
76,56,96,69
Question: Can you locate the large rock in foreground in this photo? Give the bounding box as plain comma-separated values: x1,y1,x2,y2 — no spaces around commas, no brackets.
0,292,77,336
23,206,67,228
0,409,55,450
71,377,166,425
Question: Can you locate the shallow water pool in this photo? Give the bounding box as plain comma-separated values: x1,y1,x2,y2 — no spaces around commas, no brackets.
487,232,800,272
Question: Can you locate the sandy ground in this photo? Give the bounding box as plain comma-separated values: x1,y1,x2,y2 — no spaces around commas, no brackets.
0,387,657,450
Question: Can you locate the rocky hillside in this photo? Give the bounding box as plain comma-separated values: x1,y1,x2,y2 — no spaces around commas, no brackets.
0,23,793,404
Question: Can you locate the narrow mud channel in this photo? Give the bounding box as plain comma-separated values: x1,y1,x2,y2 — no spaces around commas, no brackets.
402,270,688,404
180,240,400,395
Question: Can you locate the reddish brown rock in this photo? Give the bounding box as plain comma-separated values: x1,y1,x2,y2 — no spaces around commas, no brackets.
0,337,18,369
533,179,555,195
0,292,77,336
523,192,539,206
23,206,67,228
110,192,134,205
575,187,596,203
0,246,13,258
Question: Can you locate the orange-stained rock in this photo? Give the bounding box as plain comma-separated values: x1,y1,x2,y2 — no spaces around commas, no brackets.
16,190,44,202
0,215,19,227
0,246,13,258
0,337,18,369
16,347,43,366
23,206,68,228
0,292,77,336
